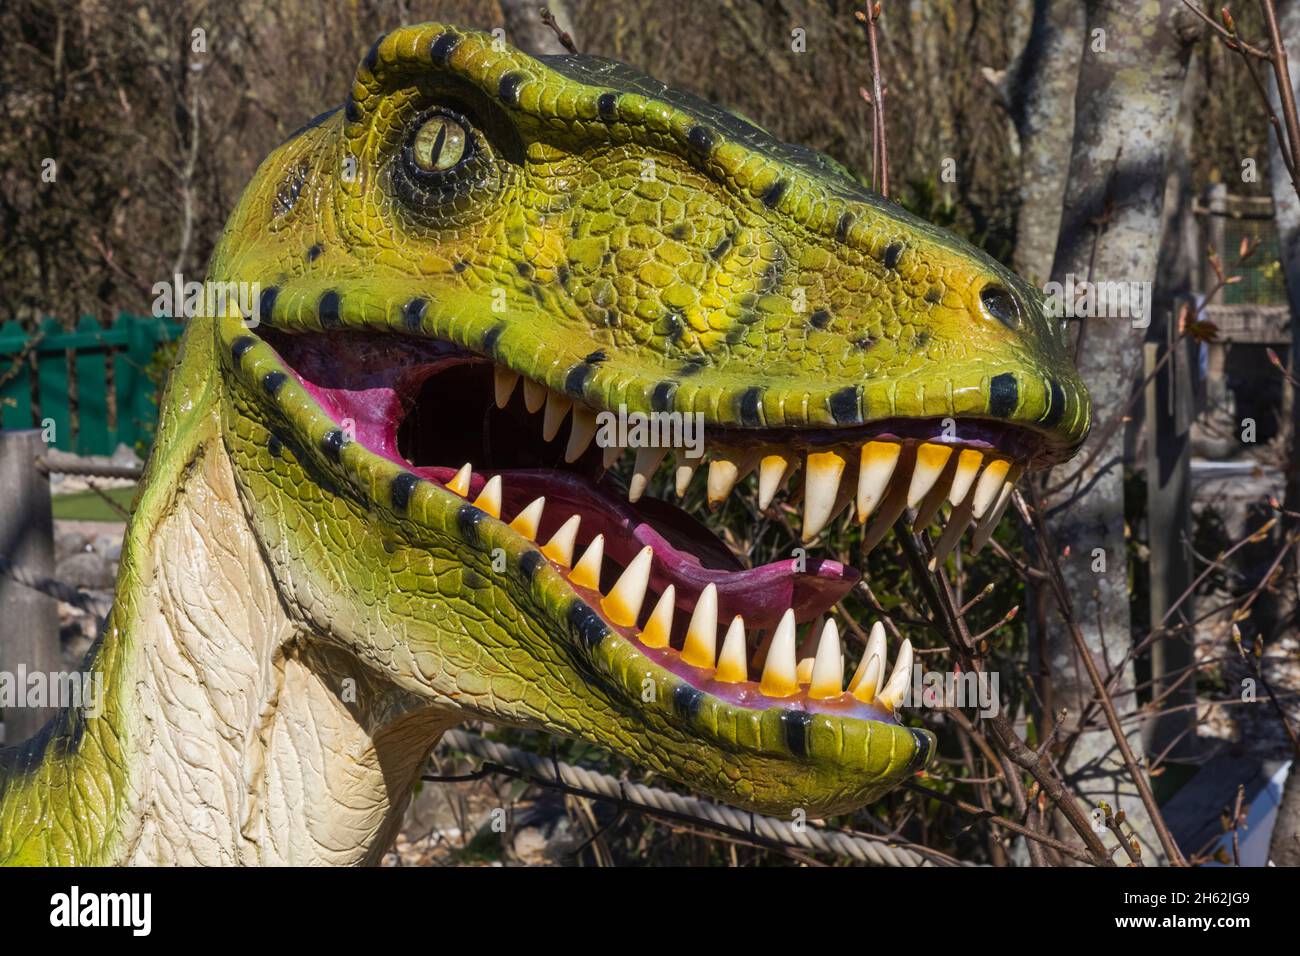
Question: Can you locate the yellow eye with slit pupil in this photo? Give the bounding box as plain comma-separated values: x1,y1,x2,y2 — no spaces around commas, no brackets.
412,116,467,172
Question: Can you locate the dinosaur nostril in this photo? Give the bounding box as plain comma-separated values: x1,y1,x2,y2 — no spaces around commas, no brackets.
979,285,1020,329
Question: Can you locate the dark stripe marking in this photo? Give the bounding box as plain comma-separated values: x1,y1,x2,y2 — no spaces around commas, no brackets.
565,362,595,397
498,71,527,106
673,684,703,720
568,600,609,650
268,435,283,458
319,290,342,327
761,177,788,208
828,385,862,425
402,297,428,331
989,373,1019,418
390,473,419,511
518,549,545,582
344,95,361,123
710,235,733,261
883,242,904,270
651,381,678,412
482,323,506,355
583,350,607,365
780,710,813,758
261,371,287,396
835,212,855,243
456,503,485,544
737,386,764,427
1041,378,1067,428
320,429,346,461
430,32,461,66
596,92,619,119
809,309,832,330
231,335,256,363
687,125,715,154
259,286,278,326
907,728,933,773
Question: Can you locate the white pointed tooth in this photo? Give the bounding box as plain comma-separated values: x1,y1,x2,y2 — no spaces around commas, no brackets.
879,638,913,710
629,446,667,502
848,620,887,693
970,480,1016,555
932,498,977,564
948,449,984,506
714,615,749,682
757,453,791,510
802,449,847,540
674,455,700,497
862,452,913,552
508,496,545,539
970,458,1012,518
680,583,719,668
542,391,572,442
541,514,581,568
856,441,902,521
522,378,547,413
600,545,654,627
759,609,799,697
602,444,624,469
494,367,520,408
639,585,675,649
706,451,750,507
569,533,605,590
446,463,472,496
908,442,954,508
471,475,503,517
565,407,598,463
808,619,845,699
851,654,884,703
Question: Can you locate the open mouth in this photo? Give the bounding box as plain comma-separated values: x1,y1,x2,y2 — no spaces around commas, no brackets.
249,327,1032,725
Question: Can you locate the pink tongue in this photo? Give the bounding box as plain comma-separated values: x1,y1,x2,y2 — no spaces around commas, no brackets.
417,466,858,630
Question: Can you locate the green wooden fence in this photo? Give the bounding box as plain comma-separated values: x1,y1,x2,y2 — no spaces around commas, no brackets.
0,315,185,457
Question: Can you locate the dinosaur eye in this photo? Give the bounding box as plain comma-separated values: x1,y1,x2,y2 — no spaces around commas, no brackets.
411,115,468,172
979,285,1020,330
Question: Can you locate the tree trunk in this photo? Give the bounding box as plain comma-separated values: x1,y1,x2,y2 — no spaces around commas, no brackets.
1266,0,1300,869
1042,0,1201,863
499,0,575,56
1009,0,1086,283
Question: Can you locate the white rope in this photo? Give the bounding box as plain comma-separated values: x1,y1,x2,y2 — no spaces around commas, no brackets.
0,557,112,617
440,729,966,867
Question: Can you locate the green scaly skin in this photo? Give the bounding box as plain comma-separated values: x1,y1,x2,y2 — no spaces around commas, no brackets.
0,23,1089,865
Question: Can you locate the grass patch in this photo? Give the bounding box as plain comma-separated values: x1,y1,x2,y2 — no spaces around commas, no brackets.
51,485,136,522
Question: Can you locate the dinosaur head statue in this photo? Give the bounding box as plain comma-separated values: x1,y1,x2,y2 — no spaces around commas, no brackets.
202,23,1088,818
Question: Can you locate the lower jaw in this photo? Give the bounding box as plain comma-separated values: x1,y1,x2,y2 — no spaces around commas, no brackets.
245,325,1032,722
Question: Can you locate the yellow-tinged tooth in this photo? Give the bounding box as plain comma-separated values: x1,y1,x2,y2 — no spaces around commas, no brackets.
508,496,545,539
494,367,519,409
639,585,675,649
802,449,847,540
602,444,624,469
601,546,654,627
706,453,746,506
862,456,912,552
471,475,502,517
970,458,1012,518
948,449,984,506
759,609,799,697
808,619,845,699
542,391,571,442
675,455,700,496
848,620,887,693
565,407,598,463
757,453,791,510
714,615,749,683
523,378,546,414
446,463,472,496
680,583,719,668
908,442,954,508
971,480,1016,555
879,639,914,710
856,441,902,521
851,654,884,703
629,446,666,502
796,657,815,684
541,514,581,567
569,534,604,590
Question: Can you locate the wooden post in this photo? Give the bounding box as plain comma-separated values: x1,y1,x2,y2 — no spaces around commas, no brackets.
0,429,62,744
